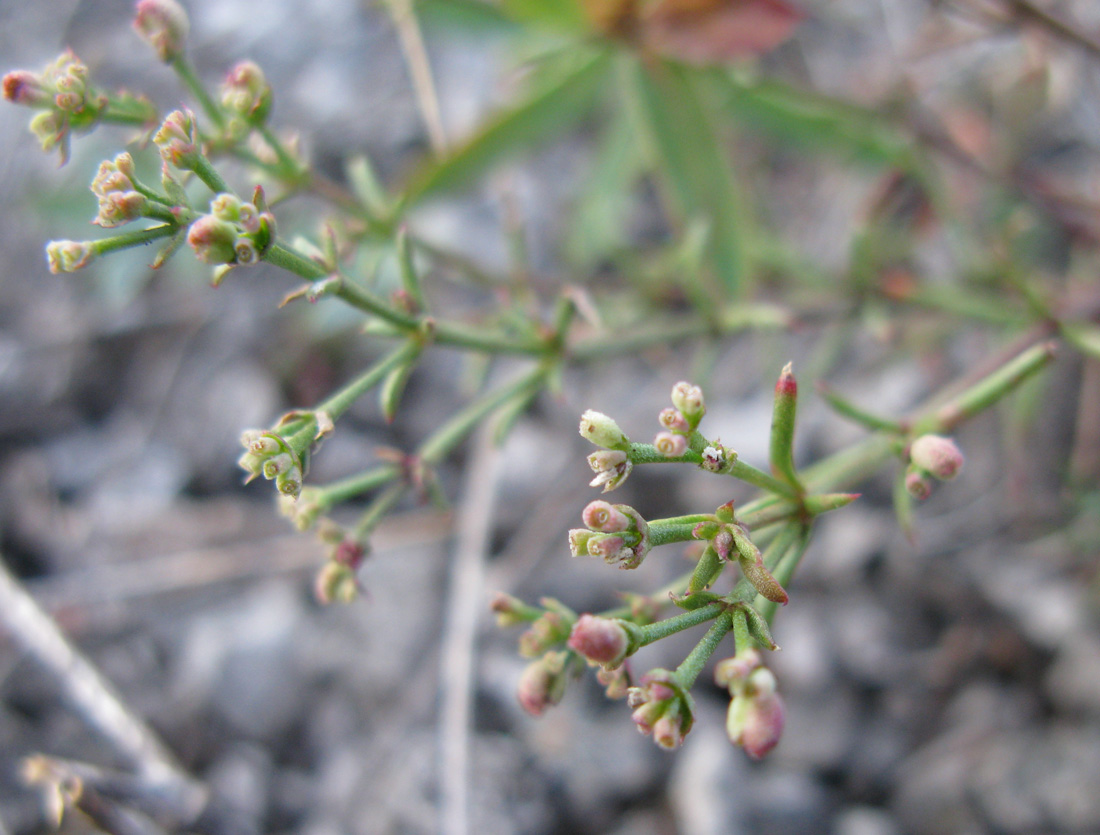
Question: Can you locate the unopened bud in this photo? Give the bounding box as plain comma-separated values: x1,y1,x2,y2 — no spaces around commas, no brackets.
654,431,688,458
905,470,932,500
726,668,785,759
187,215,237,264
568,528,595,557
567,615,630,667
133,0,190,62
597,665,632,699
579,409,629,450
221,61,272,124
154,109,198,168
2,70,50,106
909,434,964,480
715,650,762,689
516,652,569,717
490,592,538,627
95,191,146,228
652,711,686,750
315,561,358,604
670,382,705,424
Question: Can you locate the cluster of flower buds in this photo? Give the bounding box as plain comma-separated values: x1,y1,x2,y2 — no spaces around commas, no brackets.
2,51,105,161
715,650,785,759
133,0,190,63
90,152,147,228
904,434,964,500
238,429,303,499
221,61,272,133
569,500,651,569
654,381,705,458
692,501,789,604
187,192,275,270
627,669,695,750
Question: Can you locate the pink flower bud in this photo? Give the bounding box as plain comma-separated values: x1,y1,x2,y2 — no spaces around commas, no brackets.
582,500,629,532
2,71,50,106
586,534,627,560
909,434,964,480
652,711,686,750
579,409,629,450
517,653,568,717
670,382,705,421
567,615,629,667
714,650,762,689
658,407,690,433
654,431,688,458
133,0,190,62
45,240,96,273
905,470,932,500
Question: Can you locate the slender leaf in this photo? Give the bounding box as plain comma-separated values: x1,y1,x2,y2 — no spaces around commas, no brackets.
630,57,752,298
398,47,612,209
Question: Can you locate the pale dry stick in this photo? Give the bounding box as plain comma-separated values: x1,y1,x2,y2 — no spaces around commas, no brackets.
438,426,501,835
0,555,206,825
387,0,449,155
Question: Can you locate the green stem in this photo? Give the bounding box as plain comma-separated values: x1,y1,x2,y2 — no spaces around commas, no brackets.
731,608,752,655
257,123,305,181
171,57,225,129
353,481,409,538
316,341,424,421
418,365,548,465
186,153,232,195
675,611,734,688
637,601,727,647
725,458,799,497
647,522,702,547
93,224,179,256
313,465,400,508
263,241,328,279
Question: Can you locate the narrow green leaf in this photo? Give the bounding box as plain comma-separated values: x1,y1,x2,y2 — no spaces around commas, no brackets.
399,47,612,209
715,71,916,169
500,0,588,31
630,58,752,297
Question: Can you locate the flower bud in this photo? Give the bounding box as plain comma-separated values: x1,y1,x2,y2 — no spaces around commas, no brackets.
909,434,964,480
45,240,96,273
154,109,198,168
658,407,691,433
652,711,686,750
94,191,147,228
187,215,237,264
905,470,932,500
518,611,571,658
579,409,629,450
490,592,538,627
567,614,630,667
234,236,260,266
516,651,570,717
568,528,595,557
210,193,242,221
726,668,785,759
670,382,705,424
654,431,688,458
221,61,272,124
30,111,64,153
597,665,631,699
133,0,190,62
714,650,762,689
315,560,358,604
582,500,630,532
2,70,50,106
586,534,627,561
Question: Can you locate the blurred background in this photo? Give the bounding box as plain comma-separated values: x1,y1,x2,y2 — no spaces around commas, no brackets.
2,1,1100,833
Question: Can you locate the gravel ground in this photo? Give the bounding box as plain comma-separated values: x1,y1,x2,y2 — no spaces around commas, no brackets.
2,1,1099,834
